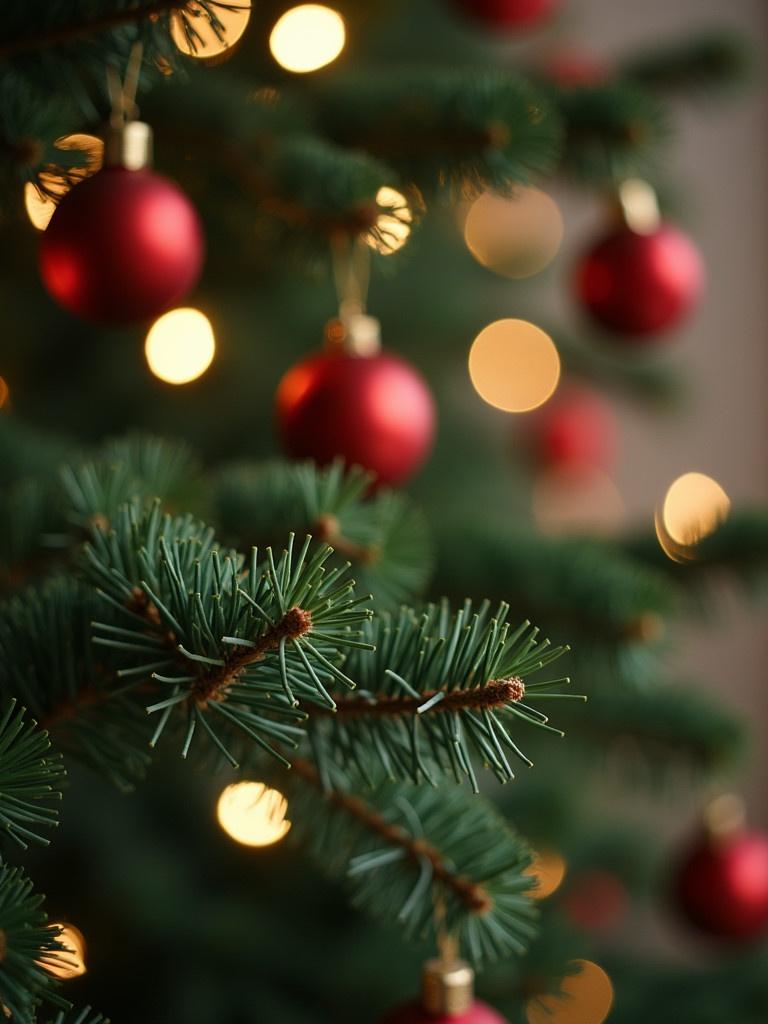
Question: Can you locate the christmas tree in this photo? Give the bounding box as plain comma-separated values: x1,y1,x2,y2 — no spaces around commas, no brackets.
1,2,767,1022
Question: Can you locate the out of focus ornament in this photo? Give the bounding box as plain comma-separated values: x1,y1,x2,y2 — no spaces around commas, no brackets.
523,384,617,473
39,47,203,324
276,238,434,486
674,794,768,941
575,180,703,340
380,956,508,1023
563,870,628,933
450,0,561,31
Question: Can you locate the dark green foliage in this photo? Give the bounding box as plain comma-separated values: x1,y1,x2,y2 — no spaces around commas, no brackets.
0,864,65,1023
46,1011,109,1024
214,458,433,608
0,701,65,849
283,766,538,965
310,601,575,791
314,71,562,197
622,31,753,96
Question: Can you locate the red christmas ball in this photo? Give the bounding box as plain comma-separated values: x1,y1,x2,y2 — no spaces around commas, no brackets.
451,0,560,30
276,348,435,487
575,224,703,339
380,1000,508,1024
525,385,617,473
39,166,204,324
675,829,768,940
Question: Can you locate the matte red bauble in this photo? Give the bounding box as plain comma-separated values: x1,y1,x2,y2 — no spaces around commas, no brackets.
39,165,203,324
380,1001,508,1024
575,225,703,339
525,385,617,473
675,829,768,940
451,0,560,30
276,344,435,487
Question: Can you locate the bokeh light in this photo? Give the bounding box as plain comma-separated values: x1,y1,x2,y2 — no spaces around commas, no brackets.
24,134,104,231
464,187,564,279
46,923,87,980
0,377,9,411
526,960,614,1024
661,471,730,547
468,319,560,413
269,5,346,73
532,468,625,535
171,0,252,60
145,308,216,385
525,848,567,900
217,781,292,847
367,186,412,255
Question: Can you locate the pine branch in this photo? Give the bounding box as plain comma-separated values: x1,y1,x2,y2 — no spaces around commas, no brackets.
0,700,65,849
622,31,753,96
46,1011,109,1024
0,865,67,1024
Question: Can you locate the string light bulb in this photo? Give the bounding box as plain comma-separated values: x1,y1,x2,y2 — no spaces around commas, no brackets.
0,377,9,411
525,848,567,900
469,319,560,413
144,308,216,385
24,133,103,231
217,781,292,847
367,186,412,255
662,471,730,547
46,923,87,980
464,187,564,279
170,0,252,60
526,960,613,1024
269,5,346,73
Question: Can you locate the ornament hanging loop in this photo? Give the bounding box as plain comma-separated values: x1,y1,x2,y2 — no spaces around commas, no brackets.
105,41,152,171
327,234,381,356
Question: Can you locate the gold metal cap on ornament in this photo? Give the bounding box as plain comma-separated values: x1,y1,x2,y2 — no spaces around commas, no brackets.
104,119,153,171
422,957,475,1016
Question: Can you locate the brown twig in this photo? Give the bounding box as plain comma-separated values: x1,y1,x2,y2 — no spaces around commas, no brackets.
323,677,525,719
291,756,492,914
312,514,380,566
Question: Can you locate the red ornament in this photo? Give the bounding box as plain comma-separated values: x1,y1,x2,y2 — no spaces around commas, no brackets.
537,50,609,88
276,334,435,487
451,0,560,30
40,162,203,325
575,224,703,339
524,385,617,473
563,870,628,933
381,1001,508,1024
675,829,768,941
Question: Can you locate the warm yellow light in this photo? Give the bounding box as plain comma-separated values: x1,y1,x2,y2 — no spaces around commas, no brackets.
464,187,564,279
469,319,560,413
46,923,87,980
269,5,346,73
145,308,216,385
525,848,567,900
217,781,292,847
526,960,614,1024
24,134,104,231
367,186,412,255
661,471,730,548
171,0,252,60
0,377,10,411
532,468,625,535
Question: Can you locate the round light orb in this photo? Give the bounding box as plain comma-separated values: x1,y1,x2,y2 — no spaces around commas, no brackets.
171,0,252,60
526,848,567,900
469,319,560,413
464,187,564,279
145,308,216,385
526,960,614,1024
368,186,412,255
217,781,292,848
0,377,8,411
532,467,625,535
269,5,346,73
46,923,87,980
662,471,730,547
24,134,104,231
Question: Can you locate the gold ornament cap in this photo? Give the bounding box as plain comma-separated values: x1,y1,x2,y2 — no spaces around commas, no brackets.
104,120,153,171
324,312,381,357
422,958,474,1016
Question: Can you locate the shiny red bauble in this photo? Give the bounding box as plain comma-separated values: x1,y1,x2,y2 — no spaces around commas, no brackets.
675,829,768,940
575,225,703,339
276,349,435,487
451,0,560,30
525,385,617,473
380,1001,508,1024
39,167,204,324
